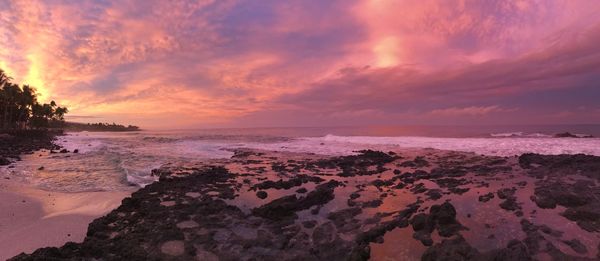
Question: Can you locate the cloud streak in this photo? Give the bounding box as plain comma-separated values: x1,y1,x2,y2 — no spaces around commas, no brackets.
0,0,599,128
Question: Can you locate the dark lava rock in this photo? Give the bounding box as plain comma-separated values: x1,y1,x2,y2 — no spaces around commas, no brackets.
37,166,44,171
483,240,532,261
371,178,394,188
309,221,362,260
252,195,303,219
252,174,324,190
563,239,587,254
11,167,357,261
425,189,443,200
362,199,383,208
525,168,600,232
430,167,467,178
59,149,68,153
295,187,307,193
422,236,480,261
352,204,418,258
414,232,434,246
256,190,268,199
400,156,430,168
0,130,62,166
555,132,578,138
500,198,519,211
73,149,79,153
423,235,536,261
252,180,341,220
410,183,428,194
448,187,469,195
410,202,464,246
327,207,362,232
478,192,494,202
518,153,600,180
312,222,336,245
562,207,600,232
532,182,590,209
0,157,10,166
11,166,243,260
517,219,589,259
312,150,396,177
497,188,516,199
433,178,469,190
432,203,460,228
539,225,563,237
302,220,317,229
349,192,361,200
554,132,592,138
496,188,522,214
411,214,430,231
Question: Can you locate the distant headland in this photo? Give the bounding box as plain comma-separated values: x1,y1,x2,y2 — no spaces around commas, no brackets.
64,122,140,132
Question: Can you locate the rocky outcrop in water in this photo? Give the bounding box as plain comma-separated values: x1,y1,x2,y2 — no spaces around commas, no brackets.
520,153,600,232
0,130,62,166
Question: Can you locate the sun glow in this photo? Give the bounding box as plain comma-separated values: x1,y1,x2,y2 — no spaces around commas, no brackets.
373,36,401,67
24,54,49,102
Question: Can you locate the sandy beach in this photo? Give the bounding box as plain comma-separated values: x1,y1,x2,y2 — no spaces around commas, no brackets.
0,179,131,260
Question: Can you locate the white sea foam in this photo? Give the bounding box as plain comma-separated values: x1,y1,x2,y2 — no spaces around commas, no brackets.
291,134,600,157
489,132,552,138
3,130,600,192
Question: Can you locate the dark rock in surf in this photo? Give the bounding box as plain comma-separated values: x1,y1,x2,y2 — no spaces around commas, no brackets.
252,180,341,220
0,157,10,166
256,191,268,199
479,192,494,202
563,239,587,254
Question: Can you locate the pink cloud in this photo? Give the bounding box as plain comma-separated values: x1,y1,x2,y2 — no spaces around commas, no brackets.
0,0,599,128
429,106,513,117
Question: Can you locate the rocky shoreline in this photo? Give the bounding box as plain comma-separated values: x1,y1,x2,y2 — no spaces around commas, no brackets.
0,130,62,167
9,148,600,260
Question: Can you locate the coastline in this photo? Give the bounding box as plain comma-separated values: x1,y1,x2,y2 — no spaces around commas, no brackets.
0,130,133,260
11,148,600,260
0,178,132,260
0,179,131,260
2,130,600,260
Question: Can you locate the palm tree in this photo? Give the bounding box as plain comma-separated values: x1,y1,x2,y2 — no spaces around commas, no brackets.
0,69,11,86
0,68,68,130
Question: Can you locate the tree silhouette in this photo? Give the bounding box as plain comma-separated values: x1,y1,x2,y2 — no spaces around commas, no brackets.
0,68,68,130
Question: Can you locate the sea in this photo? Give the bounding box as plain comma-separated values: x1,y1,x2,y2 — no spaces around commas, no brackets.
2,124,600,192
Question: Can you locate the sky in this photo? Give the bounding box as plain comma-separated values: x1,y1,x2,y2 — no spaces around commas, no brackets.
1,0,599,129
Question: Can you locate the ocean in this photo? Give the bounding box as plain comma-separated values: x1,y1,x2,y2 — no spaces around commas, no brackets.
2,124,600,192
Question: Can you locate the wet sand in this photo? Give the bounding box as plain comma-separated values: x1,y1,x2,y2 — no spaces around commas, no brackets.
0,179,131,260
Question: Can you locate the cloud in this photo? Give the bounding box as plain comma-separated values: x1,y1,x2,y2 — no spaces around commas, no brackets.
429,106,512,117
275,22,600,124
1,0,599,128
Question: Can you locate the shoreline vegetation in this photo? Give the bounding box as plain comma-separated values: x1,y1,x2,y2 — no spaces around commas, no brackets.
64,122,140,132
0,68,139,165
1,69,68,131
2,68,139,135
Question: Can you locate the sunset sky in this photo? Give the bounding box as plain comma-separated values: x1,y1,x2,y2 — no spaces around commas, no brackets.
1,0,599,128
